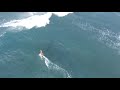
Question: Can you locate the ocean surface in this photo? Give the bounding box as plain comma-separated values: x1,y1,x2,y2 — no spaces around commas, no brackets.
0,12,120,78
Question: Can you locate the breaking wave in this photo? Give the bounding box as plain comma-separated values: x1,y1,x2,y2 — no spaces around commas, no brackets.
0,12,73,30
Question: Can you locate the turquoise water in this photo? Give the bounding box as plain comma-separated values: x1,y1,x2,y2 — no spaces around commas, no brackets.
0,12,120,78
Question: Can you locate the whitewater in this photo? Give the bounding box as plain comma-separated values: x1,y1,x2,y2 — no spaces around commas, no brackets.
0,12,73,78
1,12,120,78
39,55,72,78
0,12,73,30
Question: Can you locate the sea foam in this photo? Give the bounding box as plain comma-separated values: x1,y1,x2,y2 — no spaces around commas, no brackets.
41,55,72,78
0,12,73,30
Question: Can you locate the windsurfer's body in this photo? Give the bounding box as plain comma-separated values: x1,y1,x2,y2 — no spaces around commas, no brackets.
39,50,44,60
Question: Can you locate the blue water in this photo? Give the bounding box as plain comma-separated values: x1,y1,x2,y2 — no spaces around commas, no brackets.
0,12,120,78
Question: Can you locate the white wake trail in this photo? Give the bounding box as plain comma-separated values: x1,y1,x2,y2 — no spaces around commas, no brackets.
41,55,72,78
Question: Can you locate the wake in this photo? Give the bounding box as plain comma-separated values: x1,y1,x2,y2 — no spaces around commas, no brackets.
41,55,72,78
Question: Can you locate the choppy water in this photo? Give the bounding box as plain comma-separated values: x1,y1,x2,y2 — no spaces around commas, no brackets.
0,12,120,78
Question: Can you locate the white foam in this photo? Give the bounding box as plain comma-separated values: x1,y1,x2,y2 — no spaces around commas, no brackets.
0,12,73,30
41,55,72,78
118,35,120,40
0,12,52,29
52,12,73,17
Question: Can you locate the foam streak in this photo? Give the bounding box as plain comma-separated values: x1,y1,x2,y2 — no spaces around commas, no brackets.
42,56,72,78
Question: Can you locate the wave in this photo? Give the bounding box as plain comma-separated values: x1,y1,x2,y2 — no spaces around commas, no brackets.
41,55,72,78
0,12,73,30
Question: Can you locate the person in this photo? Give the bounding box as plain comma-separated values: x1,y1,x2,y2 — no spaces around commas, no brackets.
40,50,44,56
39,50,44,60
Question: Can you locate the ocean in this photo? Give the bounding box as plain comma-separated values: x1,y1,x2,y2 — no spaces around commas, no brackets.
0,12,120,78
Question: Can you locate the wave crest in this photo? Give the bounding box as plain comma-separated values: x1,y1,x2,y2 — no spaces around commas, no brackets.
0,12,73,30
